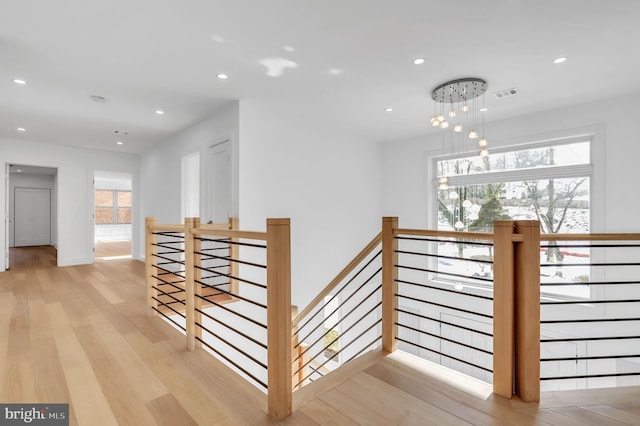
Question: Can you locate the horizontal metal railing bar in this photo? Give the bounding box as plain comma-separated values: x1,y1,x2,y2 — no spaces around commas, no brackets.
152,275,185,291
198,246,231,252
153,288,184,297
541,371,640,381
295,282,380,352
541,233,640,242
293,250,382,335
156,249,184,256
395,235,494,247
195,294,267,329
395,228,494,242
395,337,493,373
541,262,640,267
295,319,382,386
542,336,640,342
295,268,381,344
542,354,640,362
396,308,493,337
294,314,381,375
151,297,186,319
196,322,267,369
197,237,267,249
542,318,640,324
541,299,640,305
157,270,186,277
343,335,382,365
294,298,381,361
195,336,268,389
396,249,494,265
540,243,640,248
196,308,267,350
196,251,266,269
152,253,186,265
291,234,382,329
397,265,494,284
397,279,494,301
540,281,640,286
192,228,268,241
194,279,267,309
195,266,266,289
152,307,187,331
397,294,493,319
396,322,493,355
152,286,186,306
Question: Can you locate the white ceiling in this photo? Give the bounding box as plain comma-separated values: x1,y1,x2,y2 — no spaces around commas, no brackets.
2,1,639,154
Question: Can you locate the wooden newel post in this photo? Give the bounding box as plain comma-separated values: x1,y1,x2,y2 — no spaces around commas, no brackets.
266,218,292,420
492,220,515,399
185,217,198,350
382,216,399,354
229,217,240,297
145,217,159,316
514,220,540,402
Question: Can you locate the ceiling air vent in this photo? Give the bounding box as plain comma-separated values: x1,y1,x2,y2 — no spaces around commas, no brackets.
493,88,519,99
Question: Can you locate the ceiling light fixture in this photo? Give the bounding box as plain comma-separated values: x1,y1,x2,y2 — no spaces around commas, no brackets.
431,77,490,183
155,110,164,115
12,78,27,85
17,127,26,132
413,58,425,65
116,141,124,145
385,107,393,112
553,56,568,64
217,73,228,80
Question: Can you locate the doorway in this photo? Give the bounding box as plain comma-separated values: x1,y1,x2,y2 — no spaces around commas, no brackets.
205,140,232,224
94,171,133,260
5,164,58,269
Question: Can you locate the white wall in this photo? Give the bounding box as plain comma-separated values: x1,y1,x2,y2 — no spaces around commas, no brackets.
238,98,382,309
381,90,640,233
0,138,139,270
138,101,240,257
8,172,56,247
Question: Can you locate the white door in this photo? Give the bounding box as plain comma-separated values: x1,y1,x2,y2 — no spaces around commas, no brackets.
205,141,232,224
14,187,51,246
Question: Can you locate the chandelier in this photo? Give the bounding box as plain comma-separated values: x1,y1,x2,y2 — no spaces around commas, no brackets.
431,77,489,191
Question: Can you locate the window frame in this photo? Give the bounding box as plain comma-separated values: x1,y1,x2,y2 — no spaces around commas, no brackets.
95,189,132,225
430,133,601,302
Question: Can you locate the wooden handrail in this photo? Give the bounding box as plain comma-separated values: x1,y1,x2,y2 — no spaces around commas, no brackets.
541,233,640,241
148,224,185,233
291,232,382,328
191,227,267,241
395,227,494,241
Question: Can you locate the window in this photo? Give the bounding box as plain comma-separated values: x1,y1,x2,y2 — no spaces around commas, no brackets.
95,190,132,224
435,138,592,296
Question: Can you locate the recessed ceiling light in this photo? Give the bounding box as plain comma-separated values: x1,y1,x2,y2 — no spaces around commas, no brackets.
155,110,165,115
480,107,488,112
385,107,393,112
553,56,568,64
17,127,26,132
217,73,228,80
413,58,425,65
91,95,109,103
16,169,22,173
116,141,124,145
12,78,27,85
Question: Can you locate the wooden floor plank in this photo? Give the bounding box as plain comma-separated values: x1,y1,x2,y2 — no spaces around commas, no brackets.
45,302,119,425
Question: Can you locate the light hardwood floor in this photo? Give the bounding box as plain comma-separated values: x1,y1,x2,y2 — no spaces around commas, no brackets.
2,246,640,425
